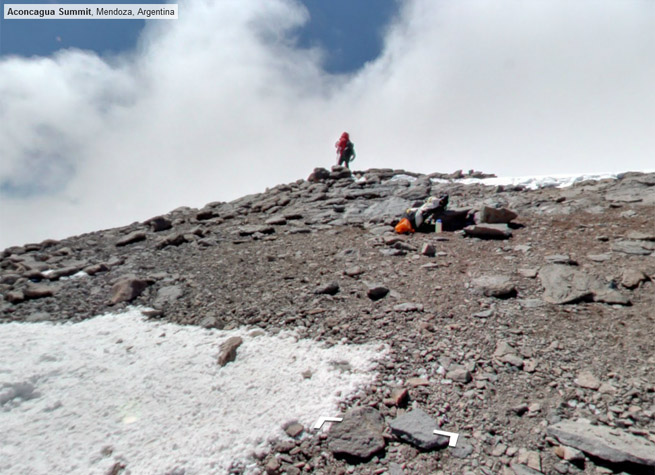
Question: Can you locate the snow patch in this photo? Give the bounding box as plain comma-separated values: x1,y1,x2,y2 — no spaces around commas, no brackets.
0,308,387,474
454,172,620,189
388,174,417,183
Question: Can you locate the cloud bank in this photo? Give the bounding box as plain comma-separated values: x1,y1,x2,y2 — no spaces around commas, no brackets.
1,0,654,248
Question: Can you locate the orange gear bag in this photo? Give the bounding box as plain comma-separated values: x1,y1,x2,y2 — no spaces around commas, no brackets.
395,218,414,234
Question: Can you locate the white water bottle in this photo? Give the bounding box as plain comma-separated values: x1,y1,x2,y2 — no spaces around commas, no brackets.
435,219,443,233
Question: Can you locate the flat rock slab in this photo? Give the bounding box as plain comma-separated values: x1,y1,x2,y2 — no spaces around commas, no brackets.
238,225,275,236
621,268,649,288
464,224,512,239
539,265,629,305
153,285,184,308
547,421,655,467
23,284,55,300
389,408,448,450
510,463,544,475
626,230,655,241
116,231,147,247
328,407,386,459
611,240,654,256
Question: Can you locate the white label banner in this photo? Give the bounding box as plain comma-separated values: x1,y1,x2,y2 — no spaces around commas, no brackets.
4,4,178,19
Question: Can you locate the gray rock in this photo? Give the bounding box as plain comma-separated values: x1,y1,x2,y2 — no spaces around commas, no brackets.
473,309,494,318
509,463,544,475
265,216,287,225
464,224,512,239
25,312,52,322
538,265,628,305
110,277,149,304
46,261,88,280
547,420,655,467
380,248,406,257
0,273,21,285
344,266,364,277
328,407,386,459
153,285,183,308
359,197,414,221
471,275,517,298
217,336,243,366
420,243,436,257
397,177,431,200
450,437,474,458
587,253,612,262
592,288,631,305
23,284,55,300
575,371,601,390
238,225,275,236
314,282,339,295
145,216,173,232
199,315,225,329
389,408,448,450
329,165,352,180
499,354,525,368
621,268,649,289
446,367,472,383
5,291,25,304
156,233,189,249
284,422,304,438
475,206,518,224
367,285,389,301
83,263,109,275
553,445,585,462
196,209,218,221
545,254,576,265
307,167,330,182
116,231,147,247
626,230,655,241
393,303,424,312
518,268,538,278
611,240,653,256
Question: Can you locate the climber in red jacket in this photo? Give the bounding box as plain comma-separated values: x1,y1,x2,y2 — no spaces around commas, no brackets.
335,132,356,168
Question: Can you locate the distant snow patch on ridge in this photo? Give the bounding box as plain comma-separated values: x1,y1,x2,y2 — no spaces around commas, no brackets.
0,308,387,474
389,172,628,190
455,172,621,189
388,174,418,183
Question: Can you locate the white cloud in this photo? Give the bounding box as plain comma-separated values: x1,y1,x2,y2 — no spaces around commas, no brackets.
1,0,654,248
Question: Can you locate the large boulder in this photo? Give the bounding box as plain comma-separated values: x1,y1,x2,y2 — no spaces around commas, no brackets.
474,206,518,224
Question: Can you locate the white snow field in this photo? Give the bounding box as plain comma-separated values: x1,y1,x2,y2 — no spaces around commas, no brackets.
0,308,387,474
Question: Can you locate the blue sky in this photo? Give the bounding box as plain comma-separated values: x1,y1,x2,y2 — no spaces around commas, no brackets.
1,0,654,248
1,0,398,73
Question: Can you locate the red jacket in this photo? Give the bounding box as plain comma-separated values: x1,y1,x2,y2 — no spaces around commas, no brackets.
335,132,350,154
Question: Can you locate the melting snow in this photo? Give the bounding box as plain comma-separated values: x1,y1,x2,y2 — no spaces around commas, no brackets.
0,308,387,474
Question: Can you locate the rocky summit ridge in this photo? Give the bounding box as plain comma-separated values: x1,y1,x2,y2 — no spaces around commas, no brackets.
1,166,655,475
